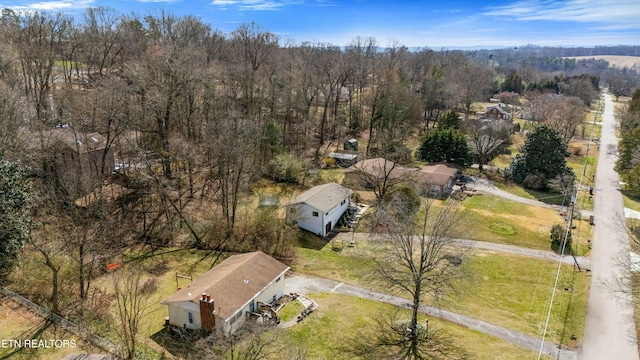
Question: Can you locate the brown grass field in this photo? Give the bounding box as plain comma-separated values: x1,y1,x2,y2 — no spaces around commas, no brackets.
567,55,640,68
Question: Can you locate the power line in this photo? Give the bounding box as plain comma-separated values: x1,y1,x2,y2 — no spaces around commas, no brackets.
536,96,601,359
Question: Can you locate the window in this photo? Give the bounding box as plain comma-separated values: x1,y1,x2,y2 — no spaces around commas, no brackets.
188,312,194,324
341,200,346,205
312,211,319,217
276,276,281,283
249,301,255,313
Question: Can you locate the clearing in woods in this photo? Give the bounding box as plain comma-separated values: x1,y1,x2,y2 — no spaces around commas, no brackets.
567,55,640,68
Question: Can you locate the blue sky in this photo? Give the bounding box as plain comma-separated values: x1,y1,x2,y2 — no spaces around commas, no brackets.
1,0,640,48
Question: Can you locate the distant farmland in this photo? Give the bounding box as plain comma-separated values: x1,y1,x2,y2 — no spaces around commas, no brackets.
568,55,640,69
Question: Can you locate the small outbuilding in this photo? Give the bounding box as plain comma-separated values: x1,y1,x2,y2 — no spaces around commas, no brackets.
287,182,353,237
327,150,363,167
162,251,290,335
344,138,359,151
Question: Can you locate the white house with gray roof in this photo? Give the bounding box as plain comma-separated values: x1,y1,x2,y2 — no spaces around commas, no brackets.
287,182,353,237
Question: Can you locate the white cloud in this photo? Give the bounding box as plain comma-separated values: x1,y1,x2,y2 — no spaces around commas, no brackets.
211,0,300,10
483,0,640,29
1,0,94,11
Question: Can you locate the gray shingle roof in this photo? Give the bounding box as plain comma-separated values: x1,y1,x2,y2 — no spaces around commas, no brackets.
289,182,353,213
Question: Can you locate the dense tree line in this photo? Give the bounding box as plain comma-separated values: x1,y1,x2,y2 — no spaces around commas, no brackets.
616,88,640,196
0,7,635,358
0,8,616,271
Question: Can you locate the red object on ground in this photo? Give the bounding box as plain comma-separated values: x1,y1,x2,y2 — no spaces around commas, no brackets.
107,262,122,271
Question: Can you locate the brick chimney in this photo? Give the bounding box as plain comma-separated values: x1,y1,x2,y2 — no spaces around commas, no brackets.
199,292,215,331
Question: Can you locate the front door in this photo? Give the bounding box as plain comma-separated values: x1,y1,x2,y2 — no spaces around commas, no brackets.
325,221,332,236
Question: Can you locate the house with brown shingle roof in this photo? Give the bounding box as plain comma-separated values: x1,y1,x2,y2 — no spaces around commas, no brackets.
286,182,353,237
416,163,459,196
343,158,458,197
162,251,290,335
343,158,405,190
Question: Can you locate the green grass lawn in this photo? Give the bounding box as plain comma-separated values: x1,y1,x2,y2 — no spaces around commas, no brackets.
580,121,602,140
278,298,306,322
451,251,589,347
293,241,589,347
623,192,640,212
275,292,550,359
459,194,562,250
492,181,568,205
88,248,221,358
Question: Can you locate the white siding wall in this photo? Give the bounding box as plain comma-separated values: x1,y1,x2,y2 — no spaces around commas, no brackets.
167,301,201,329
292,203,324,236
254,274,286,304
322,198,350,236
220,274,287,335
293,197,350,237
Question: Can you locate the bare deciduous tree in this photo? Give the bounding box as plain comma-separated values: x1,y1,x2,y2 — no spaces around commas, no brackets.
189,322,301,360
453,63,494,121
347,158,410,202
466,119,510,172
367,197,469,359
7,11,71,123
112,264,152,359
206,116,260,240
349,309,468,360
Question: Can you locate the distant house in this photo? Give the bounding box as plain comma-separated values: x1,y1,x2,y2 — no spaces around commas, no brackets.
343,158,404,190
287,182,353,237
27,126,115,197
163,251,290,335
416,163,459,196
481,104,512,120
344,158,458,197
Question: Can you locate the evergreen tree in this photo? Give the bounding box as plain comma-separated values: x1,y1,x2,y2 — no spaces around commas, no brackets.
510,125,573,189
616,88,640,196
0,158,32,280
502,71,523,94
437,110,462,130
417,128,470,167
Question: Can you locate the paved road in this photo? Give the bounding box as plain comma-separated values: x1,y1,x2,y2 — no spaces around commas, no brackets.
334,232,591,269
466,177,562,210
285,273,577,360
468,162,640,221
581,94,639,360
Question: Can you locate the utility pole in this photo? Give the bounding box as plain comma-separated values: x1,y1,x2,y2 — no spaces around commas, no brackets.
566,193,582,272
538,192,579,359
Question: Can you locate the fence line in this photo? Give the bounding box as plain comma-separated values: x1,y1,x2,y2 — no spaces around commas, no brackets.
0,286,121,358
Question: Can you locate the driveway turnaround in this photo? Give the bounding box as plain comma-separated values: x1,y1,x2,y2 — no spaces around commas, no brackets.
581,94,639,360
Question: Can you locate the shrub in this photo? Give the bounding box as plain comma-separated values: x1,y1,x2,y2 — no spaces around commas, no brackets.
267,153,305,183
550,224,572,253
